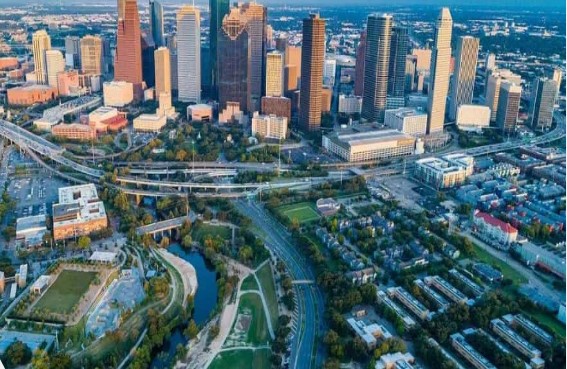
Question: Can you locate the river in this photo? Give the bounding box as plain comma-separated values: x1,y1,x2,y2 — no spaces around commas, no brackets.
150,243,218,368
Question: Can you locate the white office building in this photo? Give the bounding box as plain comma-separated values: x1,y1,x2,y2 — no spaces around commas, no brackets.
384,108,427,136
456,104,491,132
251,112,288,140
339,94,363,114
176,6,201,103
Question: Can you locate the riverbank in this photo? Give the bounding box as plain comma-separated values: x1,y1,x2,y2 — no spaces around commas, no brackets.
157,248,198,307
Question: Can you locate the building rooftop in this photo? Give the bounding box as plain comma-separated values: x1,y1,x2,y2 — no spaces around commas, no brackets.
328,127,414,148
474,211,517,234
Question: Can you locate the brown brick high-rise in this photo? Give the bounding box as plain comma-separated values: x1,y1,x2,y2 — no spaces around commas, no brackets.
115,0,143,98
299,14,325,132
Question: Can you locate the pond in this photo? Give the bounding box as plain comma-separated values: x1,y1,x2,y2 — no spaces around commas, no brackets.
150,243,218,368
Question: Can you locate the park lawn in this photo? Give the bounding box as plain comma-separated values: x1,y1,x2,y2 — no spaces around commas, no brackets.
238,293,270,345
241,274,260,291
208,348,271,369
522,308,566,340
256,263,279,330
34,270,98,314
472,245,527,285
192,223,231,243
277,202,321,224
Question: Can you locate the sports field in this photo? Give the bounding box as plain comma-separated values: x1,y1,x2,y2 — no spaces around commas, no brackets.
208,348,271,369
277,202,320,224
34,270,98,314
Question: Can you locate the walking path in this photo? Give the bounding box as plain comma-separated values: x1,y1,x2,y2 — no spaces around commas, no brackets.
157,248,198,307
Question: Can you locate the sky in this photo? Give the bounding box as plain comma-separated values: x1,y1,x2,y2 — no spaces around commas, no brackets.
9,0,567,9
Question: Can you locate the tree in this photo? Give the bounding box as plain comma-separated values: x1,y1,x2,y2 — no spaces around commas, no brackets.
2,340,32,367
31,350,49,369
182,234,193,248
113,191,129,211
238,245,253,264
77,236,91,249
48,353,72,369
184,319,199,339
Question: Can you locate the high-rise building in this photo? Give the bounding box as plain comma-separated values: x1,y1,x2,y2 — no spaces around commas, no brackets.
361,14,392,123
177,5,201,103
485,52,496,71
449,36,479,120
323,58,336,86
101,36,112,75
412,48,432,73
496,81,521,134
405,54,417,92
299,13,326,132
354,30,366,97
529,77,556,131
80,35,103,76
285,45,301,78
266,51,284,97
388,25,408,98
117,0,126,19
32,30,51,85
209,0,230,97
241,2,267,113
284,45,301,93
426,8,452,134
218,7,249,112
114,0,143,97
149,0,165,47
64,36,81,69
275,36,287,53
552,68,562,98
45,50,65,93
266,24,274,49
154,47,171,102
141,33,156,88
485,69,521,122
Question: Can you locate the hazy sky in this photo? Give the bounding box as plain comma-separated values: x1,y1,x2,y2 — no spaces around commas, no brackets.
10,0,567,8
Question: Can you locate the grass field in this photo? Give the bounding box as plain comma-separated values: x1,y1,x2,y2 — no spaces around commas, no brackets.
277,202,320,224
237,293,269,345
208,348,271,369
241,274,259,291
472,245,528,285
522,307,566,339
34,270,98,314
256,263,279,330
192,223,232,243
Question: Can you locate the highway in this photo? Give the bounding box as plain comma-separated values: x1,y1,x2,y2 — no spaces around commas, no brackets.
235,200,326,369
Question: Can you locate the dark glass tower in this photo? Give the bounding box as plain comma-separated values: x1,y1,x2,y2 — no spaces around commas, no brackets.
149,0,164,47
388,25,408,98
209,0,230,98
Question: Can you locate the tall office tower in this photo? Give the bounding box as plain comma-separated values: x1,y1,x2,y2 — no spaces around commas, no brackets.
275,36,287,52
485,52,496,71
177,5,201,103
496,81,521,134
117,0,126,19
218,7,249,112
154,47,171,101
241,2,267,113
80,35,103,75
485,69,521,122
149,0,164,47
285,45,301,77
388,25,409,98
45,50,65,93
115,0,143,96
323,58,336,86
266,50,284,97
32,30,51,85
529,77,556,131
170,52,178,92
552,68,562,98
266,24,274,49
412,48,432,73
449,36,479,120
354,30,366,96
101,36,112,74
361,14,392,123
299,13,326,132
405,54,417,92
141,33,156,88
64,36,81,69
209,0,230,97
426,8,452,134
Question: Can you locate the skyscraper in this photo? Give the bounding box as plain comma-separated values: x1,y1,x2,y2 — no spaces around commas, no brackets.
115,0,143,96
266,50,284,97
361,14,392,123
426,8,452,134
388,25,408,98
218,7,249,112
32,30,51,85
65,36,81,69
241,2,267,113
149,0,164,47
154,47,171,101
449,36,479,120
496,81,521,134
177,5,201,103
45,50,65,93
529,77,556,131
354,30,366,97
209,0,230,97
299,13,326,132
485,52,496,71
80,35,103,75
552,68,562,99
117,0,126,19
405,54,417,92
485,69,521,122
141,33,156,88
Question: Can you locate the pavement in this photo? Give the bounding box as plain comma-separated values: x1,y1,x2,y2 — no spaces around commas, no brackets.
235,199,326,369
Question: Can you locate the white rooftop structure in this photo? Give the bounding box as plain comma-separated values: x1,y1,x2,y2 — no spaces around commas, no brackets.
31,275,51,293
374,352,415,369
89,251,118,263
